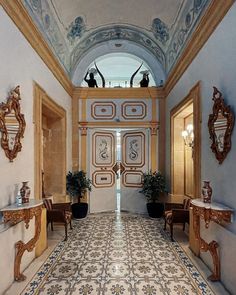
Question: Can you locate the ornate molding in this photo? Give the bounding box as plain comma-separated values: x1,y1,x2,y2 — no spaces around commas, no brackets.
164,0,234,96
0,0,73,96
150,122,159,135
70,25,166,72
166,0,210,72
80,128,87,136
73,87,165,99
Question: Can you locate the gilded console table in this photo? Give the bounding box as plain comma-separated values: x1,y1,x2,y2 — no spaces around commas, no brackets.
191,199,233,281
0,200,43,281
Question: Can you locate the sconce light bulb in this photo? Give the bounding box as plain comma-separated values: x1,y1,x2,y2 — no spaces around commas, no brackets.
181,130,188,138
186,124,193,133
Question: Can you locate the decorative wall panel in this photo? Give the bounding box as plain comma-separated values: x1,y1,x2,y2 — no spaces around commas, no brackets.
121,101,147,120
122,132,145,167
91,101,116,120
122,171,143,187
86,99,152,122
92,132,115,167
92,171,115,188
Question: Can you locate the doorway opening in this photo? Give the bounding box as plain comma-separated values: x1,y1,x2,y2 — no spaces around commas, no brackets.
116,131,121,212
172,103,194,198
170,82,201,200
34,83,66,200
89,127,149,214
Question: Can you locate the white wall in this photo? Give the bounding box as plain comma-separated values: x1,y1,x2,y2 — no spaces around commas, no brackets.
166,3,236,293
0,7,72,293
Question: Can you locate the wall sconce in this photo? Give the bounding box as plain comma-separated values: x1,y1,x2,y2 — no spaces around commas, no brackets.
181,124,194,148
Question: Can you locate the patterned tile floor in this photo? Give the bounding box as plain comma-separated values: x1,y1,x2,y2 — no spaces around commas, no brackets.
19,212,218,295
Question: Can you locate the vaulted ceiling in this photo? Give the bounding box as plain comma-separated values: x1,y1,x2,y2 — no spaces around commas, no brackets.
23,0,211,85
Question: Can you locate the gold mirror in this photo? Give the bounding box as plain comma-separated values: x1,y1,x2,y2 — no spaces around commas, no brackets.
0,86,26,162
208,87,234,164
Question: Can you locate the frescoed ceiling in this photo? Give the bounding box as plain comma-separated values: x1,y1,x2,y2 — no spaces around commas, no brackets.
23,0,211,84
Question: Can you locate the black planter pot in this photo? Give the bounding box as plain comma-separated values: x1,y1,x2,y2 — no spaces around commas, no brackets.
146,202,164,218
71,202,88,219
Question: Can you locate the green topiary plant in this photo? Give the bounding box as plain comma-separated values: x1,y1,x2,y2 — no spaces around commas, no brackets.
140,171,166,203
66,170,92,203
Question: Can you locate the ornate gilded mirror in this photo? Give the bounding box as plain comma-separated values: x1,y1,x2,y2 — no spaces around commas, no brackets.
0,86,26,162
208,87,234,164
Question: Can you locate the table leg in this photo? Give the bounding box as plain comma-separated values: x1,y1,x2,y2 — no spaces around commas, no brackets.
192,208,220,281
14,207,42,281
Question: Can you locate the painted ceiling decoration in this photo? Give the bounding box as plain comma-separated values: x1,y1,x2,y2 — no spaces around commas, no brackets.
23,0,211,82
70,25,166,74
67,16,86,43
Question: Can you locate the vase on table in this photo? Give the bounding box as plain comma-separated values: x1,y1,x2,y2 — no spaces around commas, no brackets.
20,181,31,203
202,181,212,203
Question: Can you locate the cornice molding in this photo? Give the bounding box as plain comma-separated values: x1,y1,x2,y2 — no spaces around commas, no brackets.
73,87,166,99
0,0,73,97
164,0,235,97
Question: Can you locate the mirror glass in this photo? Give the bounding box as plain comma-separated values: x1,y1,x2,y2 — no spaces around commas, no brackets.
0,86,25,162
5,109,20,150
213,110,227,153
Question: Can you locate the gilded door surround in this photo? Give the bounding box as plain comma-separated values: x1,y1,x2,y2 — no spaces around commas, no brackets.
34,83,67,200
170,82,201,199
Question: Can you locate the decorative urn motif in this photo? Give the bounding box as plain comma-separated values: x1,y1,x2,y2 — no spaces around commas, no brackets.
20,181,31,203
202,181,212,203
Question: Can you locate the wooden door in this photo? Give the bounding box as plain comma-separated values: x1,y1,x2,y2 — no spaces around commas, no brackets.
88,129,117,213
120,129,150,213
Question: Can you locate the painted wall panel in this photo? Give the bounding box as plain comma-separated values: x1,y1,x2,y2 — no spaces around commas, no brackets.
86,98,153,122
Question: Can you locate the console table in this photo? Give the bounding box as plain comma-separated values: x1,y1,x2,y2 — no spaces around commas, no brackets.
191,198,233,281
0,200,43,281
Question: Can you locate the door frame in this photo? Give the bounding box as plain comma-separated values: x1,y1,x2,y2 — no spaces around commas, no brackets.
170,82,201,199
34,82,67,200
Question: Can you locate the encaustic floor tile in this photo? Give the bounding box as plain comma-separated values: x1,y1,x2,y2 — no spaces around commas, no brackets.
5,212,229,295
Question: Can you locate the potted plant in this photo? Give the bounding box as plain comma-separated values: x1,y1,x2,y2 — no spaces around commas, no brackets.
66,170,92,219
140,171,167,218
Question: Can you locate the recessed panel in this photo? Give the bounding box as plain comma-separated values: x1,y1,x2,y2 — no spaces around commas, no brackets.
91,102,116,120
121,101,147,120
122,132,145,167
92,132,115,167
122,171,143,187
92,171,115,188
